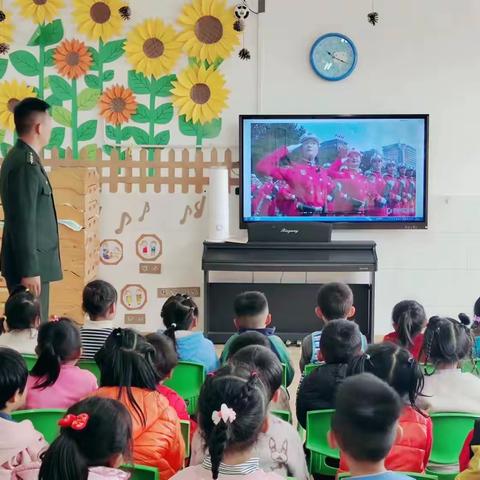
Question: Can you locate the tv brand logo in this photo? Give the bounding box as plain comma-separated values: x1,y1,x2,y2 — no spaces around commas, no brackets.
280,228,299,235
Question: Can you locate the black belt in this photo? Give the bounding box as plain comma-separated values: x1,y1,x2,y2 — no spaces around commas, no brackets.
297,203,324,214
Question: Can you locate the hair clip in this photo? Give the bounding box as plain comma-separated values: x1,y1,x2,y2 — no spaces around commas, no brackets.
171,322,177,328
49,315,59,323
408,357,415,365
212,404,236,426
251,370,258,377
365,353,371,360
207,372,216,377
58,413,89,431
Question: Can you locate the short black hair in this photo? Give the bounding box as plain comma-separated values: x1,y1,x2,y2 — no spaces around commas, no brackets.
226,331,271,360
1,285,40,333
332,373,402,463
145,332,178,381
320,319,362,364
82,280,118,320
0,347,28,410
317,283,354,321
13,97,50,136
234,291,268,318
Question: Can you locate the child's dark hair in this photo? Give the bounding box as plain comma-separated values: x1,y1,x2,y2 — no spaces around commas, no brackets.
392,300,427,349
31,318,81,389
95,328,160,425
226,331,271,360
317,282,353,321
320,319,362,364
229,345,282,400
422,316,473,368
161,294,198,347
0,285,40,334
82,280,118,321
348,342,425,413
39,397,132,480
198,366,268,480
145,332,178,381
332,373,402,463
0,347,28,409
233,291,268,318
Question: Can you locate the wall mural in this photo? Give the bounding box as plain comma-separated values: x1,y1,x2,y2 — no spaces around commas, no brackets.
0,0,240,157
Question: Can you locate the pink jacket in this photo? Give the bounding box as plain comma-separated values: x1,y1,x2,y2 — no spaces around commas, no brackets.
9,464,131,479
0,417,47,479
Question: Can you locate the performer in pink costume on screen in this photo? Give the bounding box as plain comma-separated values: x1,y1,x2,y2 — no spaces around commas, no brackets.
405,168,417,217
384,161,401,216
256,133,334,216
274,180,298,217
365,154,388,216
396,164,409,216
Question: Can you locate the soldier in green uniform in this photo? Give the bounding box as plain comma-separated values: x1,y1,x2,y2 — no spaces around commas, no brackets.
0,98,62,322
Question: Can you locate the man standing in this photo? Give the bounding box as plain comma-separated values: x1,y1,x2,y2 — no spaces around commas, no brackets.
0,98,62,322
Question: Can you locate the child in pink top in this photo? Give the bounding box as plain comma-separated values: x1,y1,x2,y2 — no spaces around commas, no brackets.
25,318,97,410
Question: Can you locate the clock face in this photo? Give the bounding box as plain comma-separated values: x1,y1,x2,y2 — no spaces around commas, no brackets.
310,33,357,81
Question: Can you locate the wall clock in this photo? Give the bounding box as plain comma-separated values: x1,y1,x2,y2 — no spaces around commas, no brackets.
310,33,358,81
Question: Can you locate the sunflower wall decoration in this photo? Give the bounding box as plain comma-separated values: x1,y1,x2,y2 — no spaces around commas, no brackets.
0,6,13,56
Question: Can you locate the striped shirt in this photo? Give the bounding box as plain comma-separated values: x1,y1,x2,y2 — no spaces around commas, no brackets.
202,457,260,475
80,319,114,359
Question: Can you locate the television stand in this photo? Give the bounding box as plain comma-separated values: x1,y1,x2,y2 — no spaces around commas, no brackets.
202,241,377,343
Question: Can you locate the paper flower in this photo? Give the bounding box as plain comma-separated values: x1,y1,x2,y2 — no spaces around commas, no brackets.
124,18,181,79
171,64,229,124
177,0,240,63
73,0,123,42
54,39,92,80
0,10,13,47
0,80,36,131
15,0,64,24
99,84,137,125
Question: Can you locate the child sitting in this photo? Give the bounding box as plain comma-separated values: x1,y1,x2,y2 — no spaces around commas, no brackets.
26,318,98,409
0,286,40,354
161,294,219,373
81,280,117,359
38,397,132,480
345,342,432,473
296,319,362,429
299,282,367,372
172,367,283,480
220,291,294,386
418,316,480,414
0,347,47,477
383,300,427,360
329,373,415,480
94,328,184,479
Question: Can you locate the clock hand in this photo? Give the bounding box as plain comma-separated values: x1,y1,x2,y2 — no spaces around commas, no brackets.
332,55,348,64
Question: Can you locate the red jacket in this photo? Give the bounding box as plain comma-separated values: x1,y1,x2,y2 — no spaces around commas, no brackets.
460,431,475,472
340,406,432,473
93,387,185,479
383,332,425,360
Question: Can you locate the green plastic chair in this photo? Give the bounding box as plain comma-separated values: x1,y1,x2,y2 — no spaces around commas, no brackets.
271,409,292,423
339,474,437,480
303,363,318,376
460,359,480,374
21,354,37,371
305,409,339,476
180,419,191,459
122,465,159,480
78,359,101,382
425,412,480,480
12,409,66,444
164,361,206,415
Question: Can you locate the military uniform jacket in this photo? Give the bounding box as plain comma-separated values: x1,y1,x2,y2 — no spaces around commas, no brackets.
0,140,62,282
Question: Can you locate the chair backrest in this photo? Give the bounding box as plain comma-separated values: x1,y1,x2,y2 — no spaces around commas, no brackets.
304,363,318,376
281,363,287,387
21,354,37,371
429,412,480,465
271,409,292,423
338,473,438,480
306,409,338,459
460,359,480,374
122,465,159,480
180,420,191,459
78,359,101,382
12,409,66,444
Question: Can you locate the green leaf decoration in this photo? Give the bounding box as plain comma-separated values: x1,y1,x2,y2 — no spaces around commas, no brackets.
0,59,8,80
123,126,149,145
49,75,73,101
154,103,173,124
77,88,101,111
105,125,117,141
188,57,200,67
202,118,222,139
102,70,114,82
103,144,126,160
154,130,170,145
121,128,131,141
178,115,197,136
45,94,63,107
51,106,72,127
44,48,56,67
85,74,100,90
100,39,125,64
77,120,98,141
131,104,151,123
178,116,222,144
128,70,151,94
80,144,97,160
10,51,40,77
88,47,100,71
0,130,5,144
153,74,177,97
0,143,12,157
28,19,64,47
45,127,65,149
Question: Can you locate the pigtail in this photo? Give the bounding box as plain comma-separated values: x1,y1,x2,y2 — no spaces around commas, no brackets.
161,296,195,350
209,420,231,480
396,310,414,349
407,356,426,415
347,352,371,376
31,342,62,389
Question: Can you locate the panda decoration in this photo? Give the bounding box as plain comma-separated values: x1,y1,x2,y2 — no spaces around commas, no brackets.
234,2,251,60
235,3,250,20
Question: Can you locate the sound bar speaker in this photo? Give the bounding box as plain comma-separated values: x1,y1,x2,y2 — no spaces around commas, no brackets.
247,222,332,243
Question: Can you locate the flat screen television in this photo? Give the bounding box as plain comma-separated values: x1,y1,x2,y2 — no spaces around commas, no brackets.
240,114,429,229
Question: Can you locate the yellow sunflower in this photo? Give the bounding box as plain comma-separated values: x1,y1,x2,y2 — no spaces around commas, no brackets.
0,10,14,47
124,18,181,79
177,0,240,63
73,0,123,42
171,64,229,124
0,80,36,131
15,0,64,24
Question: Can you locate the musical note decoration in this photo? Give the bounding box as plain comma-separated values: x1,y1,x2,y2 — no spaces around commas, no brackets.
180,195,206,225
115,211,132,234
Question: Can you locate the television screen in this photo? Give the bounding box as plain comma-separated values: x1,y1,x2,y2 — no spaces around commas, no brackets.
240,115,428,229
